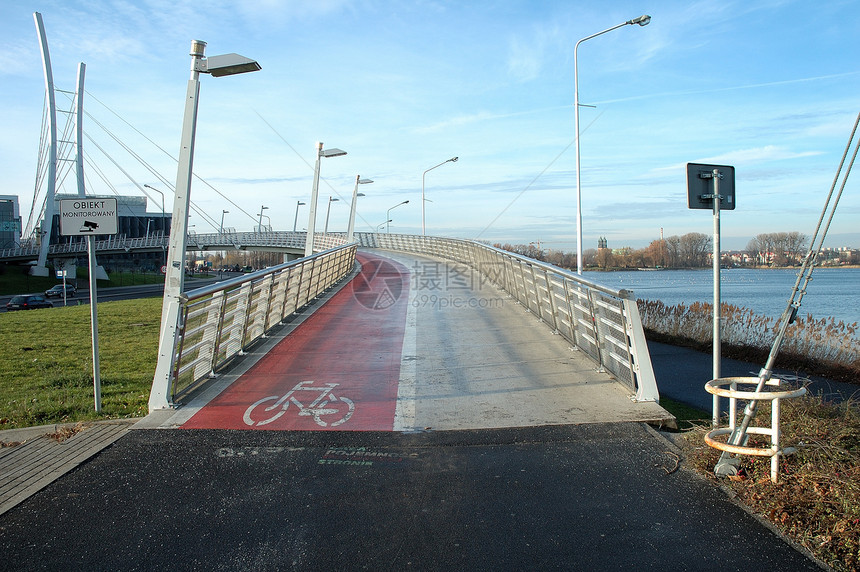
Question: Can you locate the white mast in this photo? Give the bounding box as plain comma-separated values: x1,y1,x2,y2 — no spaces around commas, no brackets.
32,12,57,277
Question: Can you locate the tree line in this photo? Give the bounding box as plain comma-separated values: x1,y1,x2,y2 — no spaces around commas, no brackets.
494,231,816,270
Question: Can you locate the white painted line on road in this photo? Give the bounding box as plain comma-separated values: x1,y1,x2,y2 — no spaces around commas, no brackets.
393,279,418,432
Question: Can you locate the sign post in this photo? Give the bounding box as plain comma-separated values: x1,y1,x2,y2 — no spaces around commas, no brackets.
686,164,735,427
59,198,118,412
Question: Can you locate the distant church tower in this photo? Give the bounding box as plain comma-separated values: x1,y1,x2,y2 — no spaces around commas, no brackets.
597,236,608,250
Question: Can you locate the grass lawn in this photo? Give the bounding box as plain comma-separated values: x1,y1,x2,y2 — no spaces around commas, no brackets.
0,298,161,429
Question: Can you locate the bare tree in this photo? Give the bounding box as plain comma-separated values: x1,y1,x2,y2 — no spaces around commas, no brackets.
784,231,808,264
679,232,711,267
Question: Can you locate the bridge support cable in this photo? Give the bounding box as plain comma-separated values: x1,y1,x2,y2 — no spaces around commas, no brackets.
85,90,262,227
711,110,860,479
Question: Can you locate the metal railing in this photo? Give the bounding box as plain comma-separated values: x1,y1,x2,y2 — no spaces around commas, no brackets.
166,241,357,401
356,232,659,402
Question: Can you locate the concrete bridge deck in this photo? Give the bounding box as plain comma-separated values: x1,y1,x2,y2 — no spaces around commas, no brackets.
146,250,673,431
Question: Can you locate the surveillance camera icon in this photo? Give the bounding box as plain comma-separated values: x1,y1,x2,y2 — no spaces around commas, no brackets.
80,220,99,233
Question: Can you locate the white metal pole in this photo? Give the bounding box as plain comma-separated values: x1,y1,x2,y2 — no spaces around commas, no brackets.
293,201,304,232
33,12,57,277
88,235,101,412
75,63,86,199
150,40,204,411
421,158,457,236
573,16,649,274
347,176,360,242
304,143,323,257
324,198,335,234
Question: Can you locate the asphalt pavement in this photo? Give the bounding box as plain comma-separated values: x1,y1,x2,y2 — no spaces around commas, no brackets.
0,423,823,571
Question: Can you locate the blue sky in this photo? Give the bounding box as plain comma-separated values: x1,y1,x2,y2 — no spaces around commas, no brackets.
1,0,858,252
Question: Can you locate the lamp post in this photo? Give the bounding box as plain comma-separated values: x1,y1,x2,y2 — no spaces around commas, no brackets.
143,184,166,236
387,200,409,234
257,205,268,233
347,175,372,242
422,156,458,235
150,40,260,412
323,197,339,234
573,14,650,274
219,209,229,234
377,220,392,232
293,200,306,232
305,142,347,257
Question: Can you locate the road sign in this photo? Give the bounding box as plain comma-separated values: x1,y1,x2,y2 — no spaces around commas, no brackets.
59,198,118,236
686,163,735,210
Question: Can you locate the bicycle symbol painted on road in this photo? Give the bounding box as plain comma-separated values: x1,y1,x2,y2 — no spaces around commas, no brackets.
243,381,355,428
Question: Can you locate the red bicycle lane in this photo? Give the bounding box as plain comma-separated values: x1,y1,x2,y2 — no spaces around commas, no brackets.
181,251,410,431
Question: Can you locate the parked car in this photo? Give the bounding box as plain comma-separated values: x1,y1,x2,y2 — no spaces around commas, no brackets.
45,284,76,298
5,295,54,311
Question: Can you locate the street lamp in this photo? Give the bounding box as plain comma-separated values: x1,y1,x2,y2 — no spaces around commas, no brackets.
150,40,260,412
387,200,409,234
305,142,347,257
219,209,229,234
347,175,372,242
143,184,166,236
293,200,306,232
323,197,340,234
258,205,268,233
422,157,458,235
573,14,650,274
377,220,392,232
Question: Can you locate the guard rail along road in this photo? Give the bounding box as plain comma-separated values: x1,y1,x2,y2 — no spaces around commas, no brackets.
150,232,658,410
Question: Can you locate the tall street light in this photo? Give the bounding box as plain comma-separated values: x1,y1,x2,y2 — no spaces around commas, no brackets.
219,209,229,233
387,200,409,234
293,200,306,232
143,184,166,235
574,14,650,274
150,40,260,412
305,142,347,257
347,175,372,242
258,205,268,233
323,197,340,234
422,157,458,235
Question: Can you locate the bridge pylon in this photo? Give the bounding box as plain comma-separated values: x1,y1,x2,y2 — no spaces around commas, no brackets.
28,13,87,276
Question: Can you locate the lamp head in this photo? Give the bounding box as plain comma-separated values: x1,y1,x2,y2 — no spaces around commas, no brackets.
450,156,459,162
195,52,261,77
321,148,347,158
358,178,373,184
629,15,651,26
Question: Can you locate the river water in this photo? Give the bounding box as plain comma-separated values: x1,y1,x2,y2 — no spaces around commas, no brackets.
586,267,859,326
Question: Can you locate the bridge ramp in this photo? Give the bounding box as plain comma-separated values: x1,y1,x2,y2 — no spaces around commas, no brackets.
148,250,672,430
386,251,671,430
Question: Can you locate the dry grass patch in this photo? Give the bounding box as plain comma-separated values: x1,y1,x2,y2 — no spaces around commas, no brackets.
679,391,860,571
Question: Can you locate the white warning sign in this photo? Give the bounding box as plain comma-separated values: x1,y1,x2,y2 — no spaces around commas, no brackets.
59,198,118,236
